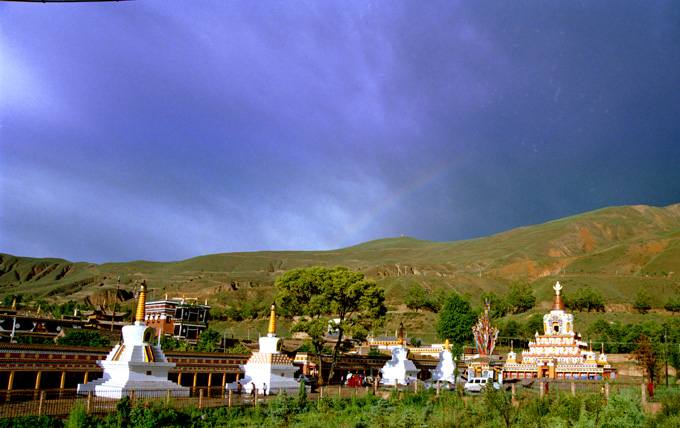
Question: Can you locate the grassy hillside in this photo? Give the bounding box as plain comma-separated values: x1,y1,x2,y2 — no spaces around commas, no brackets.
2,203,680,340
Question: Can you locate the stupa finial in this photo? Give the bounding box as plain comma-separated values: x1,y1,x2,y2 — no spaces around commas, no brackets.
268,302,276,336
552,281,565,311
444,339,450,350
135,281,147,324
397,322,404,346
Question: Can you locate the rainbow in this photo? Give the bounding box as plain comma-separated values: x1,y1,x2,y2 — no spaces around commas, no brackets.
337,160,460,247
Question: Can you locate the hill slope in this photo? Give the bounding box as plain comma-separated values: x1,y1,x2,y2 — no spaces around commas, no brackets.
2,204,680,312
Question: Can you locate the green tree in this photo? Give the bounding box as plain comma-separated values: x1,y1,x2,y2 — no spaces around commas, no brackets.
405,283,427,312
160,335,191,351
225,341,252,355
500,319,521,339
564,287,606,312
275,266,387,384
633,289,652,314
524,313,544,337
435,292,476,346
664,296,680,314
196,328,221,352
404,282,440,313
506,282,536,314
56,330,110,347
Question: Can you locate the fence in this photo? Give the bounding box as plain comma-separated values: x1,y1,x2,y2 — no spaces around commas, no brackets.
0,385,380,419
1,381,677,420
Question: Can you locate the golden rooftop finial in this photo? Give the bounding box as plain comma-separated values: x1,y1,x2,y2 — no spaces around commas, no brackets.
444,339,450,350
552,281,565,311
268,302,276,335
135,281,147,324
397,322,404,345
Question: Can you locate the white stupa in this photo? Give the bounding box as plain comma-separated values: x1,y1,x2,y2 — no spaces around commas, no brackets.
379,323,420,385
229,303,304,395
429,339,463,384
77,282,189,398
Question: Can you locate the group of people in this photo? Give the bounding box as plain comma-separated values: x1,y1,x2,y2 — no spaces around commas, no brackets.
236,381,268,396
345,372,368,387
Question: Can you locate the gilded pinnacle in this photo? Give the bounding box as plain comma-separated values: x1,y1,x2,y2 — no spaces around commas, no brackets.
268,302,276,335
552,281,565,311
136,282,147,324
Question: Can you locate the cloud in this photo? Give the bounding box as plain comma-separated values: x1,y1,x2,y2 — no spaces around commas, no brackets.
1,1,679,263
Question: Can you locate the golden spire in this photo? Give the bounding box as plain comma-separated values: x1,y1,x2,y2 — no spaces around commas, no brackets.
397,322,404,345
444,339,450,350
135,281,147,324
11,298,16,310
552,281,565,311
267,302,276,335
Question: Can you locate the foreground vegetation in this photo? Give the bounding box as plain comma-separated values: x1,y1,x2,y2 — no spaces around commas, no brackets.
2,385,679,428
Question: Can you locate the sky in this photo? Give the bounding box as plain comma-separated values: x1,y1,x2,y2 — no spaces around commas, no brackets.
1,1,679,264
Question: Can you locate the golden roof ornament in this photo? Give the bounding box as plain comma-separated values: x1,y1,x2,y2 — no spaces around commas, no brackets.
444,339,450,350
135,281,147,324
268,302,276,336
397,322,404,346
552,281,565,311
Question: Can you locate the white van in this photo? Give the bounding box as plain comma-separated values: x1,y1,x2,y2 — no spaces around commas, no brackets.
463,377,500,393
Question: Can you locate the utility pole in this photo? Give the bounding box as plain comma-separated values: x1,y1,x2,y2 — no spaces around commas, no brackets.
665,329,669,388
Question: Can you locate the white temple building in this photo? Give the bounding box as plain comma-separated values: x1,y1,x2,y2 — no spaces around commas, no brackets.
503,282,616,380
77,282,189,398
229,303,303,395
379,323,420,386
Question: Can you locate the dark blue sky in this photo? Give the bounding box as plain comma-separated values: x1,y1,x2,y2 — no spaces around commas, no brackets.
1,1,679,263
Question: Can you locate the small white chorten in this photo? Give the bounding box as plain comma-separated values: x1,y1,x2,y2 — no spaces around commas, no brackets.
230,303,303,394
379,322,420,385
77,282,189,398
429,339,462,384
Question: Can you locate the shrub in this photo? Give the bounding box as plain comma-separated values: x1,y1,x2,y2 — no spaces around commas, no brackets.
0,416,63,428
599,389,647,428
65,404,90,428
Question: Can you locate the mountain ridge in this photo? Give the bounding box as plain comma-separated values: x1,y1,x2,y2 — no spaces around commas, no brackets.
2,203,680,312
